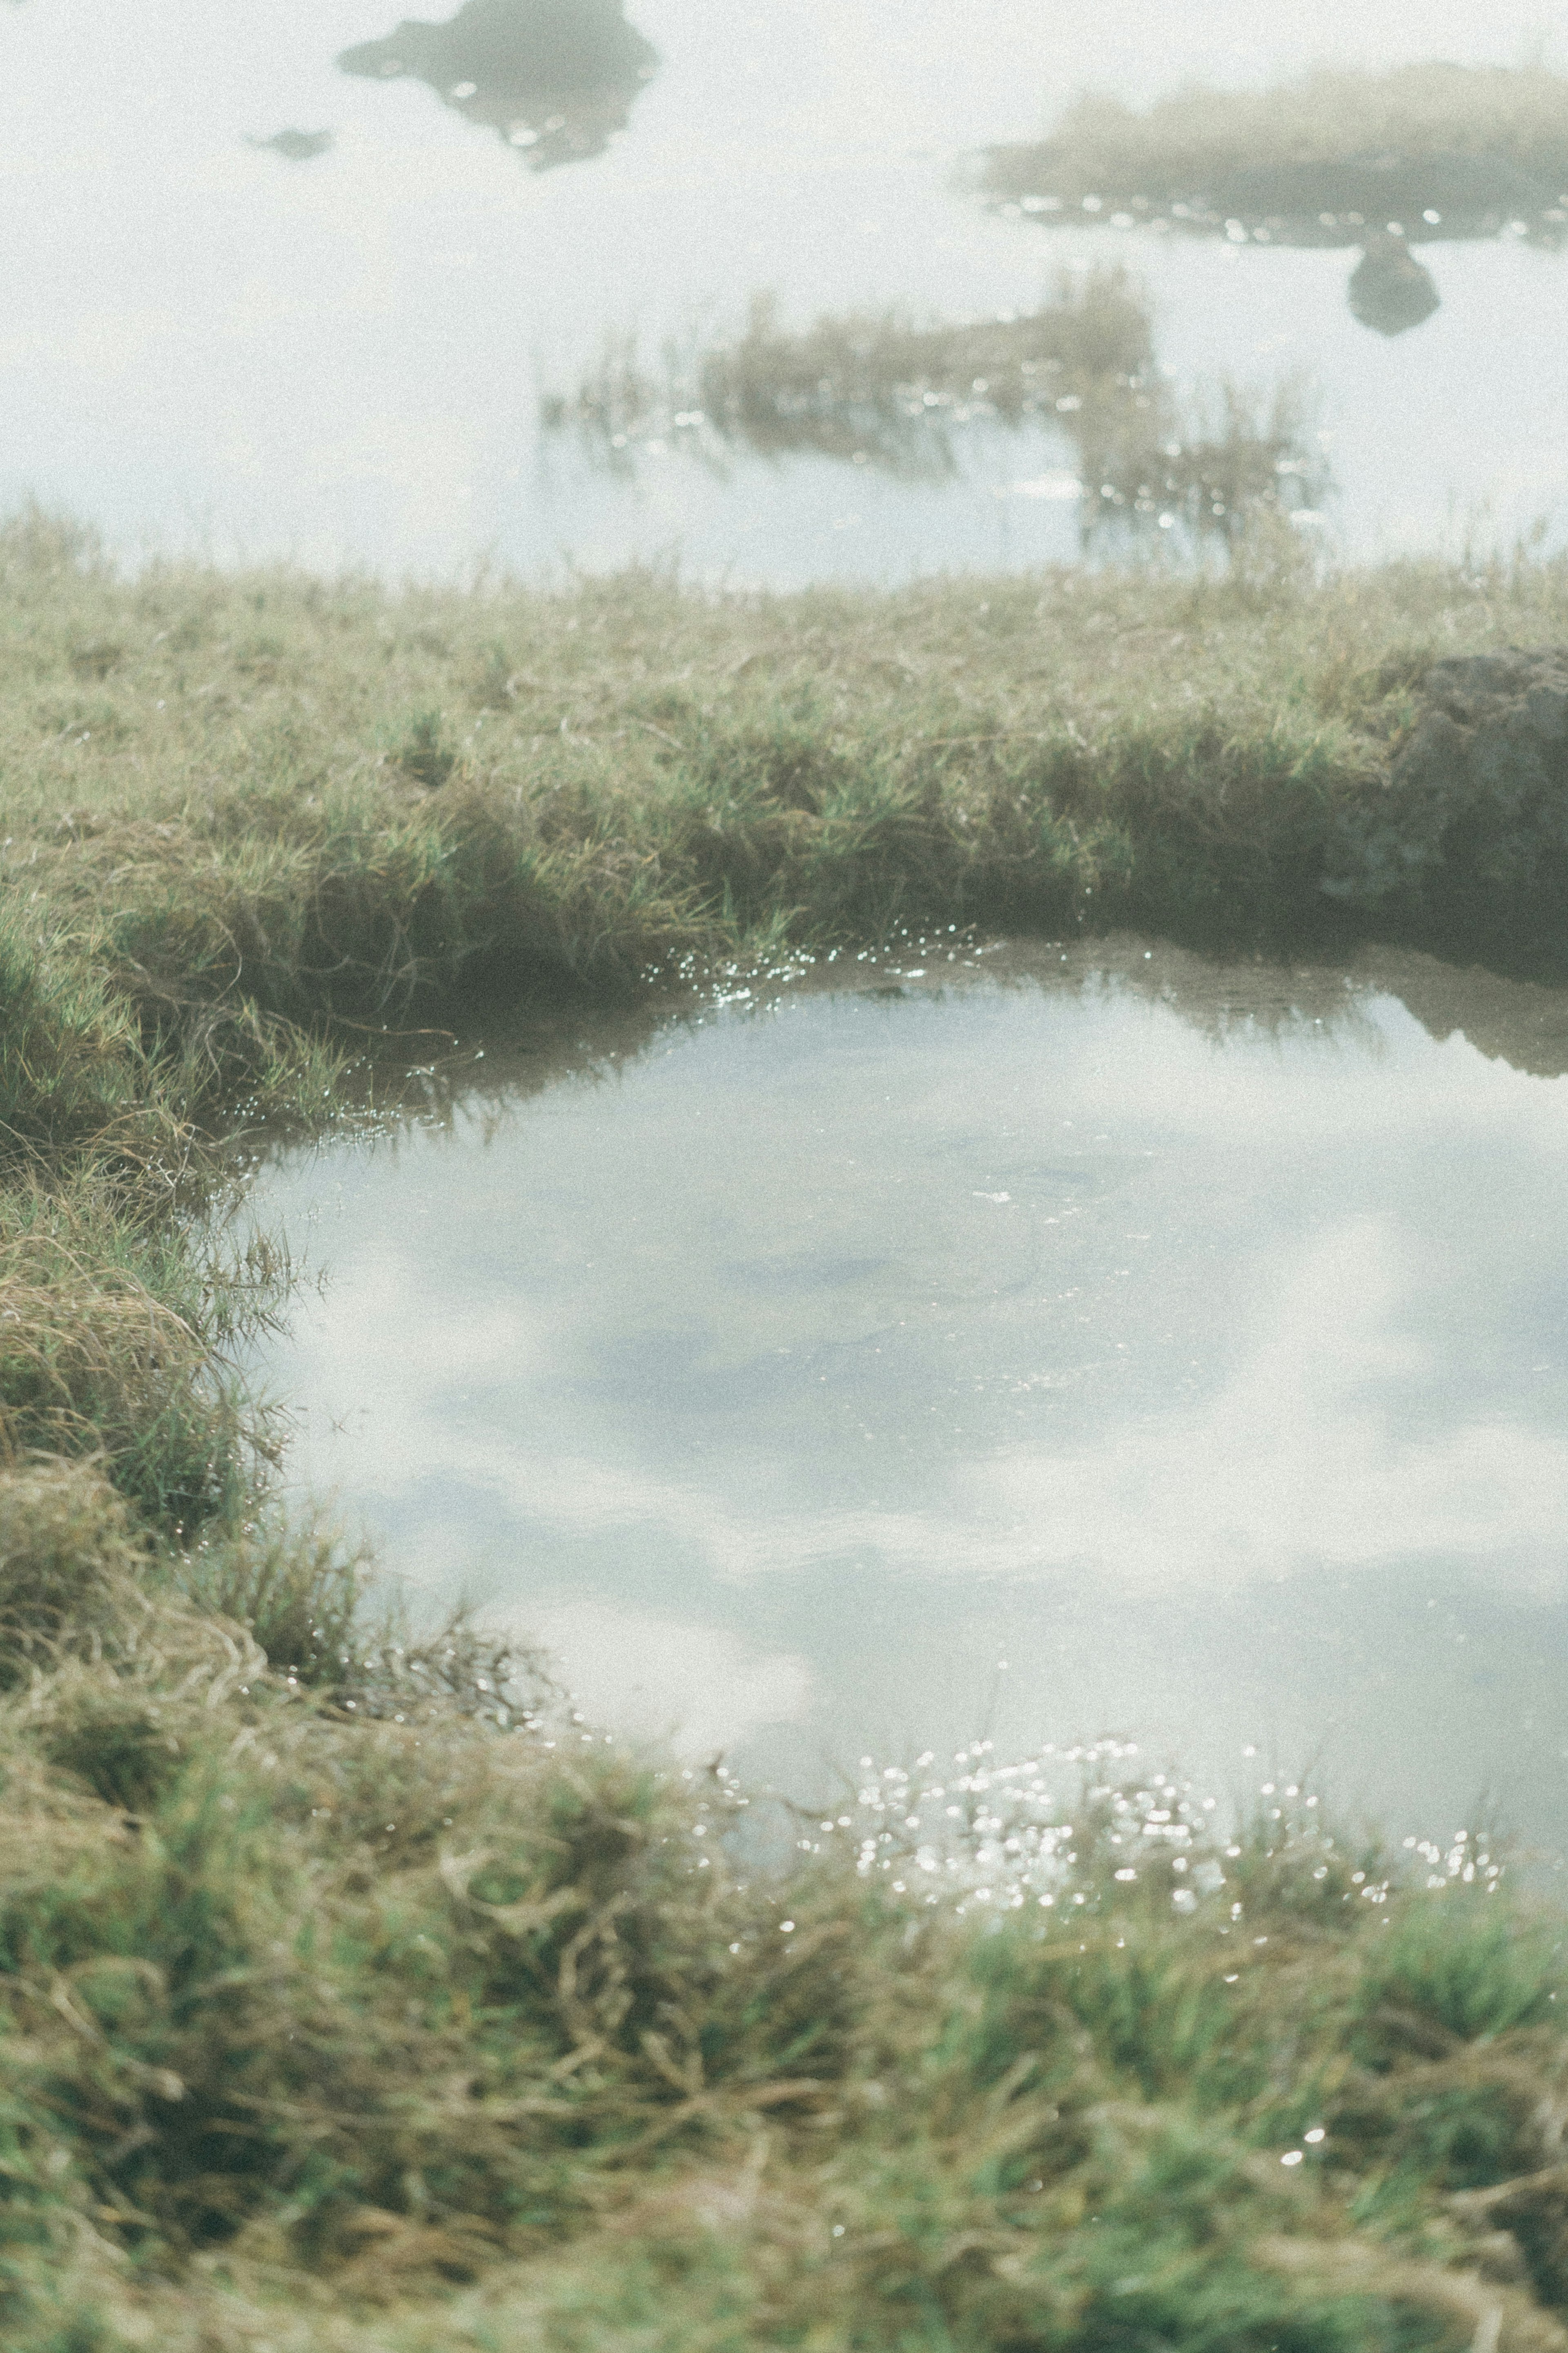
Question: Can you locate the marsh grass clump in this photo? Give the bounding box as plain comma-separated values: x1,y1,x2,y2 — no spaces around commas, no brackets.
0,1457,145,1688
980,60,1568,225
693,273,1152,465
0,903,156,1153
542,271,1155,478
0,1173,257,1531
11,540,1568,1057
172,1518,368,1684
541,274,1327,545
397,708,459,790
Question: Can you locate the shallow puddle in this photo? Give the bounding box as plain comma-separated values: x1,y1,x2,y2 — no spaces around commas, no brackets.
242,939,1568,1854
6,1,1568,578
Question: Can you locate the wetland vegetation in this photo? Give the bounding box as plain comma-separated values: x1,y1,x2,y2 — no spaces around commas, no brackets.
980,62,1568,337
539,268,1326,540
9,506,1568,2345
979,62,1568,232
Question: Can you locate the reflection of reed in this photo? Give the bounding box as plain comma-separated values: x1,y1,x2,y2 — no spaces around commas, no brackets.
1072,381,1323,549
538,272,1329,547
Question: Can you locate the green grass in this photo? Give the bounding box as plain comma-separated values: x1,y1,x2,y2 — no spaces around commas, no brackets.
7,508,1568,2342
0,1467,1563,2353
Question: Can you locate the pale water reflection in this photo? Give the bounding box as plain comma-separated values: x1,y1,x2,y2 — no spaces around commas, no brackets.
244,941,1568,1853
6,1,1568,576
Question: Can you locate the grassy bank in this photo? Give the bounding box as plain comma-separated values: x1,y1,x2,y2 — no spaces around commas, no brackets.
11,506,1568,1064
8,511,1568,2344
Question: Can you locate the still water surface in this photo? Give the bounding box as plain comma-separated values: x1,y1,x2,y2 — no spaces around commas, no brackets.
7,1,1568,580
245,941,1568,1852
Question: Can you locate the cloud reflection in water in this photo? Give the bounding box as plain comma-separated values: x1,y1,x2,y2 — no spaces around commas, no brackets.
245,945,1568,1814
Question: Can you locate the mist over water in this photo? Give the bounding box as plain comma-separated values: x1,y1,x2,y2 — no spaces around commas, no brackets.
5,0,1568,578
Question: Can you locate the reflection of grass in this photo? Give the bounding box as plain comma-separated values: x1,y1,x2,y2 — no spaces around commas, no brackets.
981,60,1568,227
539,275,1326,541
16,504,1568,2342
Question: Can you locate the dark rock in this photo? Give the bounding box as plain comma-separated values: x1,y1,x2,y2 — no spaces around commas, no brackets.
1325,646,1568,940
1347,234,1441,335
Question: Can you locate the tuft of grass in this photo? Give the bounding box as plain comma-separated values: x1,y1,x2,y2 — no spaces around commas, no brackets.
0,903,156,1154
0,1457,146,1688
396,708,459,791
172,1517,369,1685
541,271,1156,481
0,1602,1561,2347
0,1169,256,1532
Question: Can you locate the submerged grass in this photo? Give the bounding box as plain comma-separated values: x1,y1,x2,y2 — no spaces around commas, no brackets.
9,507,1568,2338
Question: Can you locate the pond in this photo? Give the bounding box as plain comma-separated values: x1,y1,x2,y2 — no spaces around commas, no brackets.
5,0,1568,582
241,939,1568,1856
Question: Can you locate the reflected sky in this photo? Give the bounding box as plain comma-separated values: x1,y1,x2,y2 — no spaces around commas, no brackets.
242,940,1568,1849
4,2,1568,576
